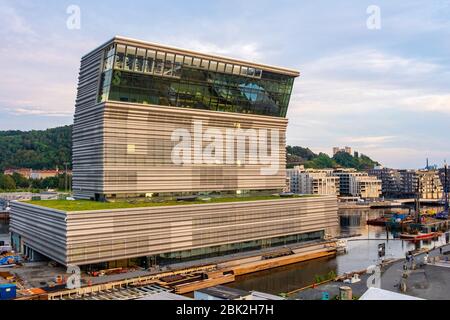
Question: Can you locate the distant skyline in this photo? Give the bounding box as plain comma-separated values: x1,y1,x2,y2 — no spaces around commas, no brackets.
1,0,449,169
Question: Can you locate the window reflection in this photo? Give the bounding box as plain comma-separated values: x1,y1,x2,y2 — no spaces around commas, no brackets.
103,44,295,117
145,50,155,73
135,48,146,72
125,46,136,71
209,61,217,72
225,64,233,74
184,56,192,66
115,45,126,69
164,53,174,76
192,58,201,68
217,62,225,73
154,52,165,75
201,59,209,69
174,55,183,77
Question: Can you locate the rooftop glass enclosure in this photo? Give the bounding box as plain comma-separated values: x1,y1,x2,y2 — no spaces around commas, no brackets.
98,42,296,117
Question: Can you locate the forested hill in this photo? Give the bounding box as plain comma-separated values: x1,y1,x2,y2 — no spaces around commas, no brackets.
286,145,380,170
0,125,72,171
0,125,379,172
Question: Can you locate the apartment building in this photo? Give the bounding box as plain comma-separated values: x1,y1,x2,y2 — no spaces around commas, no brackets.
368,166,402,198
333,169,381,199
417,170,443,199
287,166,339,196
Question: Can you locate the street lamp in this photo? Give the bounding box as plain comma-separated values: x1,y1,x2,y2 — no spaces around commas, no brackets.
64,162,70,194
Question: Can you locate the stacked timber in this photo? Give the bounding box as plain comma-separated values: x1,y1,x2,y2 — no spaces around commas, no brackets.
173,273,235,294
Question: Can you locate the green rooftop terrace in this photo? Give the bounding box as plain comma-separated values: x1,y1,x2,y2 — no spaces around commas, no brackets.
24,195,318,212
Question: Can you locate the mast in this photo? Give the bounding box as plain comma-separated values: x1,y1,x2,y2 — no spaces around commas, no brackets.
416,174,421,224
445,162,449,212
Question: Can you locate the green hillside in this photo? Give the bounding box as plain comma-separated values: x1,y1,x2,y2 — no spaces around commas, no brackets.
286,145,380,170
0,125,72,171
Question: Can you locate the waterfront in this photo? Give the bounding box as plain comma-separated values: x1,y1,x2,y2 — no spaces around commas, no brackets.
1,207,448,296
229,207,448,295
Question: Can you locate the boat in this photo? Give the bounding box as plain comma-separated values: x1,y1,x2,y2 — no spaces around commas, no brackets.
367,217,387,226
385,219,414,231
399,232,441,241
436,210,448,220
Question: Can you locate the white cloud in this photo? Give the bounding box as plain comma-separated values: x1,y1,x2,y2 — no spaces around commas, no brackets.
288,48,450,118
306,49,440,76
6,107,72,117
401,94,450,114
169,39,265,63
342,135,397,144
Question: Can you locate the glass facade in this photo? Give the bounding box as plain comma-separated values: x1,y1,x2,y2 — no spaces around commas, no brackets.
98,43,296,118
157,230,325,265
81,230,325,270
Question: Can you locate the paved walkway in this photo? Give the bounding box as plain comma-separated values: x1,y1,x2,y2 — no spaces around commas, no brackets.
380,244,450,300
292,243,450,300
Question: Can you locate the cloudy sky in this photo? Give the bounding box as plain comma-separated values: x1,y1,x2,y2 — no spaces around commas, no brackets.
0,0,449,169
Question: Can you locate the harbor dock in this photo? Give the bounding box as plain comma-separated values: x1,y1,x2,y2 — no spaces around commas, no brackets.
7,240,341,300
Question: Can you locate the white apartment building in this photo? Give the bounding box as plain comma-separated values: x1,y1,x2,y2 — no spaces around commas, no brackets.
333,169,382,199
351,175,382,199
287,166,340,196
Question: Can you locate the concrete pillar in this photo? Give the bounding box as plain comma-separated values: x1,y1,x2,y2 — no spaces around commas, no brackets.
340,286,353,300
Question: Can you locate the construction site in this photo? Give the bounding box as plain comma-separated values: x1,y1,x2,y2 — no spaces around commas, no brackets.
1,240,344,300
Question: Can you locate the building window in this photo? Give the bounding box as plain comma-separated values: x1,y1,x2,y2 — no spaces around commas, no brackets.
124,46,136,71
192,57,201,68
200,59,210,69
183,56,193,67
134,48,146,72
164,53,174,76
217,62,225,73
115,44,126,69
101,44,295,118
209,61,218,72
144,50,156,73
154,52,165,75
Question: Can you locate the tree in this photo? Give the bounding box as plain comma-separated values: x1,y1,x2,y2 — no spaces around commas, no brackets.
333,152,358,169
0,125,72,172
11,172,30,189
305,153,336,169
0,174,17,190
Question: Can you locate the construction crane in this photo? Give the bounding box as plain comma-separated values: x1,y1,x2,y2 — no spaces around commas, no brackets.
436,162,449,220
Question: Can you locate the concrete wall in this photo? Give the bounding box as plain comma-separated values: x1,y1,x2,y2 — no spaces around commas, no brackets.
9,202,67,264
10,196,338,266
